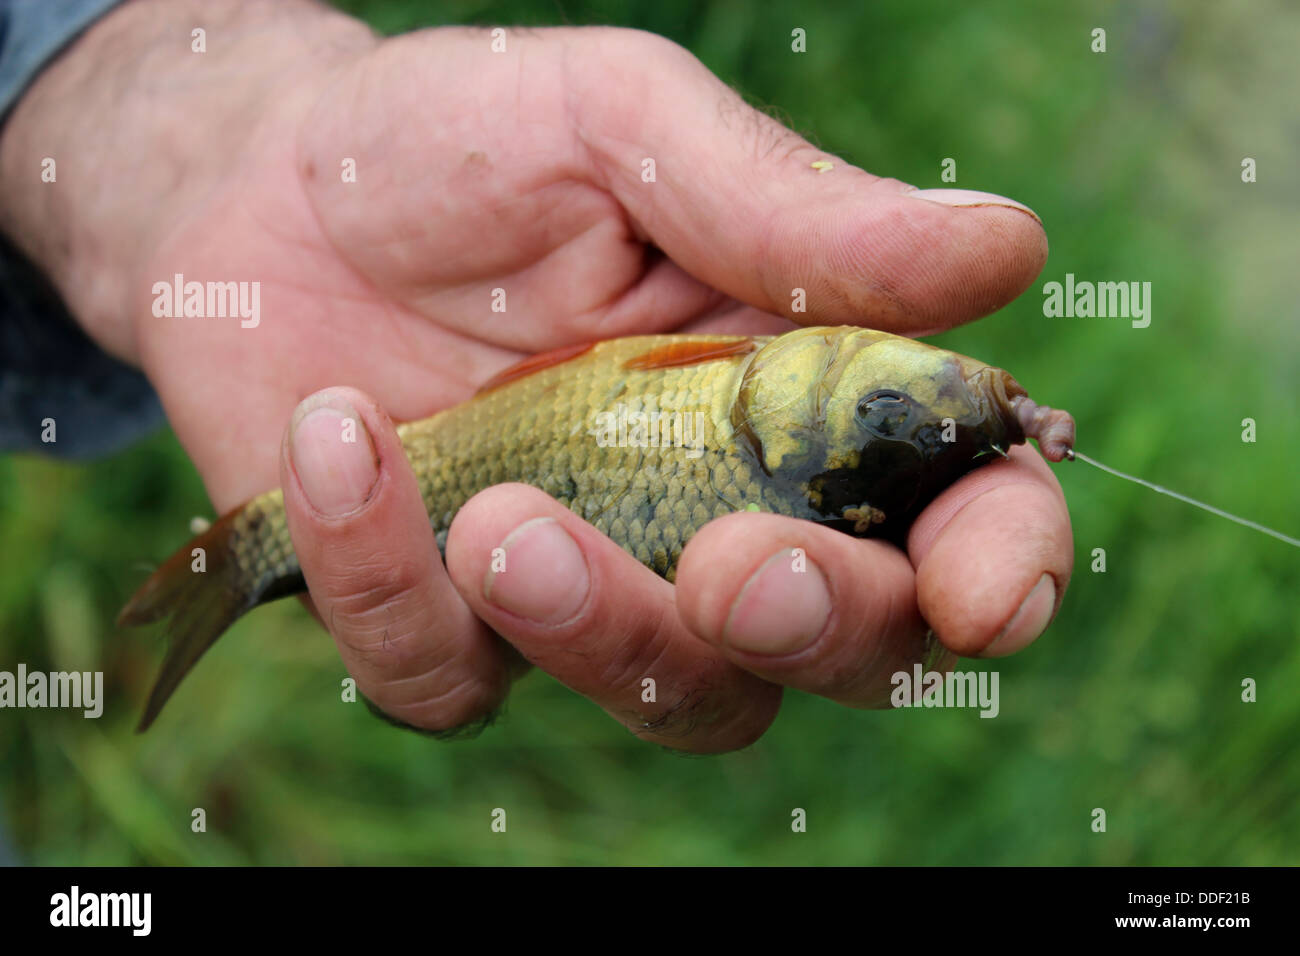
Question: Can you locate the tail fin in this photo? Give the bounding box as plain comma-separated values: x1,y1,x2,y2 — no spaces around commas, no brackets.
118,511,261,732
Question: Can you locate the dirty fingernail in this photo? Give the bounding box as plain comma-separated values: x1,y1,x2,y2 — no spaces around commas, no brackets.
723,549,831,655
909,188,1042,224
289,394,379,517
484,517,590,625
982,573,1056,657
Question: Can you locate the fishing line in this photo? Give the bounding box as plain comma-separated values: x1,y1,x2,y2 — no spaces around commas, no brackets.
1066,448,1300,549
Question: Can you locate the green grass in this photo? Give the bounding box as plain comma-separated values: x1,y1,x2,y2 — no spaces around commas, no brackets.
2,0,1297,865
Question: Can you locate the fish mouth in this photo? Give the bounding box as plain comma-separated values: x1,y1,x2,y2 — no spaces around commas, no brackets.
965,367,1029,453
965,366,1076,462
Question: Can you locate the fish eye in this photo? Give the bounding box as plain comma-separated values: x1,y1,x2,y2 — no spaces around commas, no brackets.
856,390,912,436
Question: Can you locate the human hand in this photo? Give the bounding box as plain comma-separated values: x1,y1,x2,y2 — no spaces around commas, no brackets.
0,0,1069,750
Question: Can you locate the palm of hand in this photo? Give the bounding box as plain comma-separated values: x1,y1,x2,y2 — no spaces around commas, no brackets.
134,31,796,513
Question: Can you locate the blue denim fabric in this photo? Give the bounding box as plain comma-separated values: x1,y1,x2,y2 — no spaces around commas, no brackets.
1,0,163,460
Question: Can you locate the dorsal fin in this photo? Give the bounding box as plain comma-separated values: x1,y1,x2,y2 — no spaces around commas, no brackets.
624,337,757,370
476,342,595,395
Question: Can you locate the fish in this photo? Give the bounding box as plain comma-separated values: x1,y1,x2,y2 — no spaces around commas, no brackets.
117,325,1075,729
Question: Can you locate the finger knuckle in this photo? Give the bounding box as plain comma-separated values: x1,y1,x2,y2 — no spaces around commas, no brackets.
594,607,677,694
321,559,430,643
602,27,695,66
377,667,505,733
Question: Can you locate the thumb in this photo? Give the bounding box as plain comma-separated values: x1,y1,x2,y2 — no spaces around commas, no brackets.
279,387,510,732
575,29,1047,334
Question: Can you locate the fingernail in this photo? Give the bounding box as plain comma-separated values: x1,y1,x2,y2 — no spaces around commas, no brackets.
289,394,379,517
484,517,590,625
908,188,1042,224
722,549,831,655
983,573,1056,657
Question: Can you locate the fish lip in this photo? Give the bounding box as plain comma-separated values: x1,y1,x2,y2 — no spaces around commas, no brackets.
966,367,1028,451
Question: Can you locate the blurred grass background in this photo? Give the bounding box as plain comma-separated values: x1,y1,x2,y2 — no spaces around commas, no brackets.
2,0,1297,865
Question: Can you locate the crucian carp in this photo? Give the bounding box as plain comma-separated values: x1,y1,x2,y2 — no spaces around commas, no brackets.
118,325,1075,730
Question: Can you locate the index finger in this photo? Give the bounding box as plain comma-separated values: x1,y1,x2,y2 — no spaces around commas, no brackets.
574,30,1049,334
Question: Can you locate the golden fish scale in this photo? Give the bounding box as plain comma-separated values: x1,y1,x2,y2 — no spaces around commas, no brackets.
396,336,786,580
220,335,791,591
230,489,298,594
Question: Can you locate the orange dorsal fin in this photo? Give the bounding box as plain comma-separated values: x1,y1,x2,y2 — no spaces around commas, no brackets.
624,337,757,371
476,342,596,395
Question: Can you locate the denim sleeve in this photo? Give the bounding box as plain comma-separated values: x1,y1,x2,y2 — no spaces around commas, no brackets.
1,0,164,460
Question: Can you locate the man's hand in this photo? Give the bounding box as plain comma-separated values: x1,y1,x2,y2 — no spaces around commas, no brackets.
0,0,1070,751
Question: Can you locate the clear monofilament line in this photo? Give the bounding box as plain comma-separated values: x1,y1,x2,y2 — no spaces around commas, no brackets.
1066,448,1300,549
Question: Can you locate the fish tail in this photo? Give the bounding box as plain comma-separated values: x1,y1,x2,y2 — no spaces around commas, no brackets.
118,491,301,731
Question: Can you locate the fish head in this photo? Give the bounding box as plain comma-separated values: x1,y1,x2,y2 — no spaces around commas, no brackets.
732,326,1033,536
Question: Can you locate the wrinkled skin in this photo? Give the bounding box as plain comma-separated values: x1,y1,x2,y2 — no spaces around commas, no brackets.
0,0,1072,751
